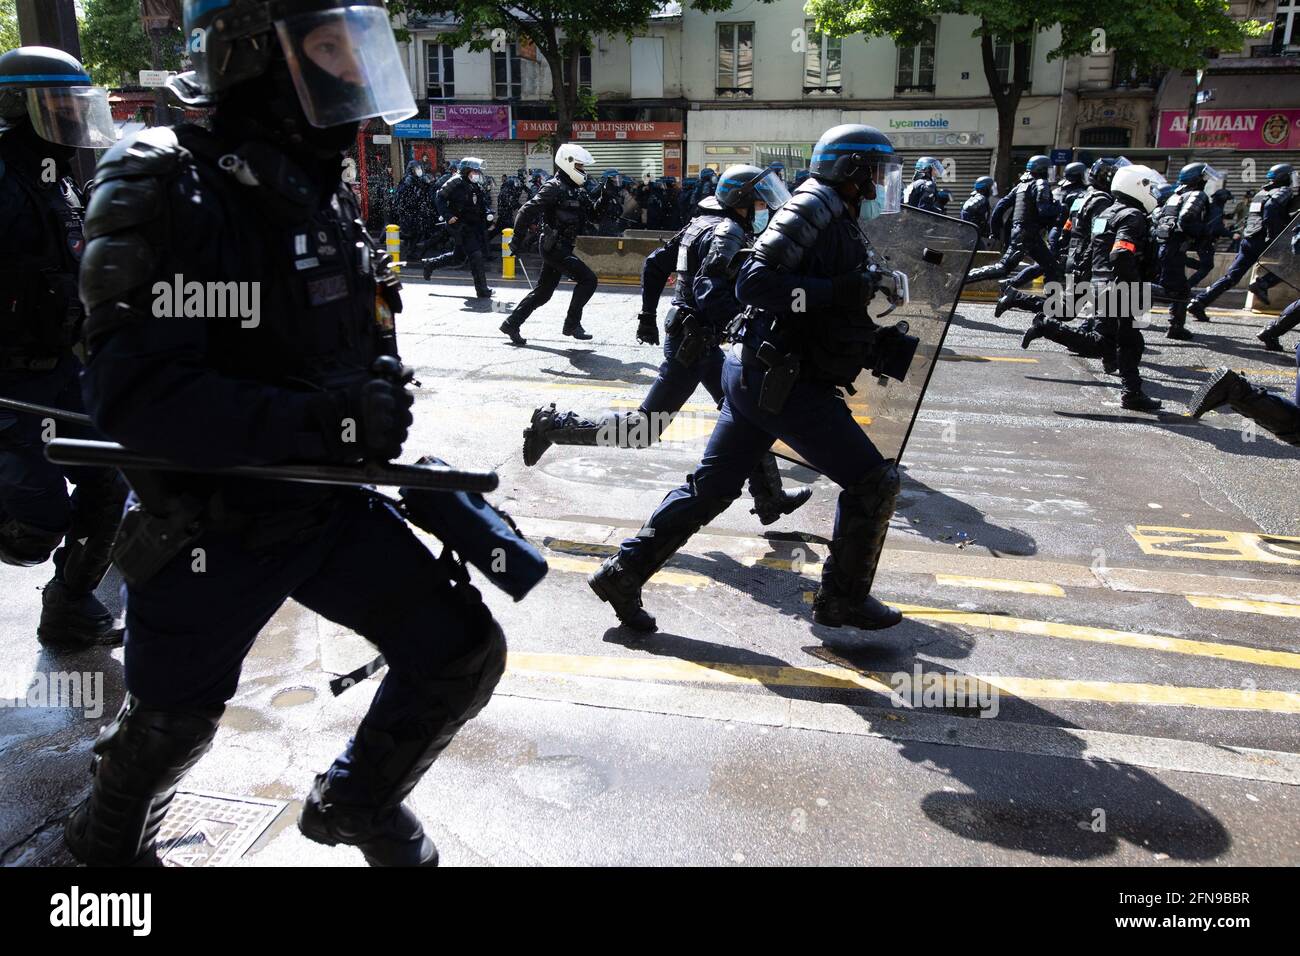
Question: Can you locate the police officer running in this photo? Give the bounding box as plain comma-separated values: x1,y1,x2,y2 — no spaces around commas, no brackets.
1152,163,1220,340
1188,164,1295,320
1020,164,1168,412
961,177,996,238
0,46,127,649
420,156,494,298
520,165,812,526
966,156,1061,293
63,0,506,867
500,143,598,345
586,124,910,633
1257,218,1300,352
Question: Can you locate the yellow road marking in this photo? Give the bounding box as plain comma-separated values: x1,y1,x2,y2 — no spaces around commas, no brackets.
1130,525,1300,566
505,652,1300,714
1187,594,1300,618
934,574,1065,597
545,554,709,588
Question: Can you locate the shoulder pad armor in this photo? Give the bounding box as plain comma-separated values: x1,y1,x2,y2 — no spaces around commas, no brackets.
93,126,187,184
752,180,843,271
703,216,748,278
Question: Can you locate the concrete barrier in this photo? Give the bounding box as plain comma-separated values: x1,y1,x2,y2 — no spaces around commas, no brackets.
575,234,669,281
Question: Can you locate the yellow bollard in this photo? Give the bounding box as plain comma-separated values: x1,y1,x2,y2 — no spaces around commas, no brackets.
501,227,515,279
385,224,401,275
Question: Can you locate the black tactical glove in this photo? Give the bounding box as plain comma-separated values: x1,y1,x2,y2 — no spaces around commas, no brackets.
830,271,875,312
324,359,415,462
636,311,660,345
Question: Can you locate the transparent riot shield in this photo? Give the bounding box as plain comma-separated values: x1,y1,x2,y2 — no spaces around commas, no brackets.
1257,211,1300,292
774,206,980,467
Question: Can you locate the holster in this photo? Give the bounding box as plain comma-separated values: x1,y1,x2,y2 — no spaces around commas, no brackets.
111,497,206,587
668,307,710,368
741,341,800,415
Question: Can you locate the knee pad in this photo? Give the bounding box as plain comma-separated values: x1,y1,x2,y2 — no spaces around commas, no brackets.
688,467,745,513
844,460,901,513
0,517,64,566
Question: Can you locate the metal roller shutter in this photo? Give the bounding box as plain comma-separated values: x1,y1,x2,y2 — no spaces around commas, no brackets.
576,142,665,179
894,148,994,212
439,139,527,179
1179,149,1300,207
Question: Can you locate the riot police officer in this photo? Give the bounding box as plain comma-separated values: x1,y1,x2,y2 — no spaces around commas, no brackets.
520,165,811,526
1188,163,1295,320
1257,221,1300,352
692,166,717,206
420,156,494,298
1188,355,1299,446
496,169,526,230
500,143,599,344
967,156,1062,293
961,177,996,237
1020,165,1167,412
903,156,944,212
586,124,910,633
1153,162,1219,340
0,46,126,649
990,164,1085,313
1187,188,1232,290
63,0,506,868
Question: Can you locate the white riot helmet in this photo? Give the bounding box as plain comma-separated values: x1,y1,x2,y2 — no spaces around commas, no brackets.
555,143,594,186
1109,164,1168,215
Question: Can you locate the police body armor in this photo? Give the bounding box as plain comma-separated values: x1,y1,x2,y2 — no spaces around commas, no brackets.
667,209,747,365
439,175,488,228
0,141,86,369
1242,185,1291,240
748,179,873,386
960,192,989,231
1153,186,1206,250
79,125,400,516
1065,188,1114,279
1010,179,1043,235
534,175,592,259
1088,203,1152,288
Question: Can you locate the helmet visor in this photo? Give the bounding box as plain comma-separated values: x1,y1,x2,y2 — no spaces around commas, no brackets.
748,168,793,212
1202,165,1225,196
275,5,417,129
875,162,903,215
25,86,116,149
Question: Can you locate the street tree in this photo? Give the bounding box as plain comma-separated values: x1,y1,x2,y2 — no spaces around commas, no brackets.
806,0,1264,189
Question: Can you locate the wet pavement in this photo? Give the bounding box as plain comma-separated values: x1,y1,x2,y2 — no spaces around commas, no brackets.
3,267,1298,866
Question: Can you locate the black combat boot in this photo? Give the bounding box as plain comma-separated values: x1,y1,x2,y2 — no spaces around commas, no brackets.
1186,300,1209,323
747,454,812,526
500,318,526,346
1121,390,1162,412
522,403,609,466
1258,329,1285,352
64,695,223,866
38,481,125,648
1189,367,1300,445
588,555,657,632
1247,279,1271,306
1020,314,1047,349
300,624,507,866
811,461,904,631
0,517,62,568
562,316,593,340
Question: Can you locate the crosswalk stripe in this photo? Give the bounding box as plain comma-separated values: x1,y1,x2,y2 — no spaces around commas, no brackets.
934,574,1065,597
1186,594,1300,618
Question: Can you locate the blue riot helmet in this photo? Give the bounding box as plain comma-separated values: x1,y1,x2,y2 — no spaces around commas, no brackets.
711,163,793,222
914,156,944,180
1156,183,1177,203
973,175,995,197
1026,155,1051,179
1265,163,1296,188
809,123,902,212
1063,162,1087,185
0,45,116,148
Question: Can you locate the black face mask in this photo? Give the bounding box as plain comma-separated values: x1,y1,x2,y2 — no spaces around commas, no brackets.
2,115,75,179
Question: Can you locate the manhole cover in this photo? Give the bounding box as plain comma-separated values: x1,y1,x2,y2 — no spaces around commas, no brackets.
156,791,288,867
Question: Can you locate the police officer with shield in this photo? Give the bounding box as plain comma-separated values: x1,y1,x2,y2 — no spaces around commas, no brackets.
520,165,812,526
500,143,599,344
0,47,127,649
64,0,507,868
1188,164,1296,319
586,124,915,633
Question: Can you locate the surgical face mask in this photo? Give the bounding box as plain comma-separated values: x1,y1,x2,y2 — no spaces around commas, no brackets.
412,165,422,178
752,206,769,232
468,171,480,183
859,195,887,224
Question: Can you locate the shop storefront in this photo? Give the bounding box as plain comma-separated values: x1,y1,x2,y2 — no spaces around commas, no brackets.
1155,107,1300,206
516,120,684,180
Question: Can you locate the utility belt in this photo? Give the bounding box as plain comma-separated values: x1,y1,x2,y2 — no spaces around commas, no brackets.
665,305,717,368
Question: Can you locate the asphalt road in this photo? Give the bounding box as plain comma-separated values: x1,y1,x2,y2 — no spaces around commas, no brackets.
3,265,1298,867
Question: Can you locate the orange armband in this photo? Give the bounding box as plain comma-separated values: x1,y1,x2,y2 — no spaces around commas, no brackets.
1113,240,1137,253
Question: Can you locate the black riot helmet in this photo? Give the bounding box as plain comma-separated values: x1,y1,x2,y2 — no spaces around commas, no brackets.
1088,157,1129,192
0,46,116,149
808,123,902,208
1025,155,1051,179
167,0,416,129
1063,161,1087,185
1265,163,1296,187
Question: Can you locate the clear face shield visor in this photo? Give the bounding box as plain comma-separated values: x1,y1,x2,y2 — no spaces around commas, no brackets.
24,86,116,149
869,161,904,215
275,5,418,129
1202,165,1225,196
745,167,793,213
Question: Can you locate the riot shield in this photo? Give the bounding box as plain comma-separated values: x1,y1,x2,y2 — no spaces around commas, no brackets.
774,206,979,467
1257,211,1300,292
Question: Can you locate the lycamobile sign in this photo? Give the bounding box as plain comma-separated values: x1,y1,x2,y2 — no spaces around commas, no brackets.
889,116,951,129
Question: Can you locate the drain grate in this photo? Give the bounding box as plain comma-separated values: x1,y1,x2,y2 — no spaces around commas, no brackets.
156,791,288,867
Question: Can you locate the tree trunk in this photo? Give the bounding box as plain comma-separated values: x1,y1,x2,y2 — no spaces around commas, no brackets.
980,26,1026,194
539,31,573,143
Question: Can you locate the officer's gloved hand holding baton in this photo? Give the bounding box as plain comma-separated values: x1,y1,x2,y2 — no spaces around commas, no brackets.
636,311,660,345
341,356,415,462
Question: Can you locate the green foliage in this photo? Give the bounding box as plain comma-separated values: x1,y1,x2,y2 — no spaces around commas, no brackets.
1,0,20,54
80,0,183,87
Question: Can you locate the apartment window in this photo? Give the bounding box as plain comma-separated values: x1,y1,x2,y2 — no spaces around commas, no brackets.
425,42,455,100
803,20,842,94
993,38,1012,86
493,43,522,99
717,23,754,97
579,47,592,89
1275,0,1299,52
896,21,936,93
